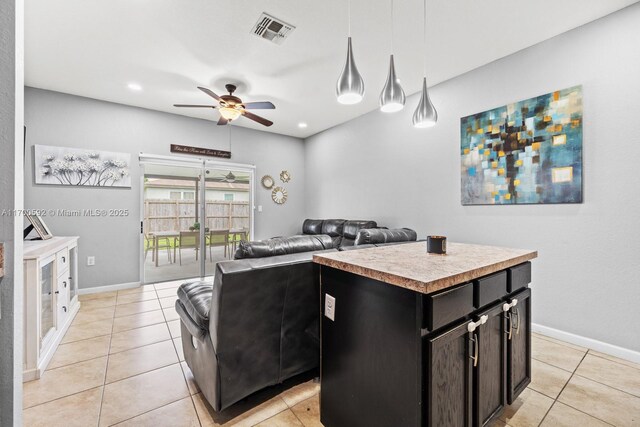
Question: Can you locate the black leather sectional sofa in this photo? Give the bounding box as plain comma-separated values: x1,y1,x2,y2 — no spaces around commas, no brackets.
175,219,417,411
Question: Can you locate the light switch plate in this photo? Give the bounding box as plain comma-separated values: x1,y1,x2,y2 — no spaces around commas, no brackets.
325,294,336,321
87,256,95,266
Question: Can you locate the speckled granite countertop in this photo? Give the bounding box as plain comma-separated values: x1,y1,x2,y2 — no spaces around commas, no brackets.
313,242,537,294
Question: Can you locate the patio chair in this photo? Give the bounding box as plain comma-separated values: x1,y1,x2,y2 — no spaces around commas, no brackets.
208,229,230,261
229,228,249,253
145,233,172,263
176,231,200,265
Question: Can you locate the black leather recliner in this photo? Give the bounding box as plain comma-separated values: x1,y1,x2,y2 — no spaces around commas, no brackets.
175,235,337,411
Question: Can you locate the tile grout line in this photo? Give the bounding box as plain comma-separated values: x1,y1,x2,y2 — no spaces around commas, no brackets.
586,348,640,372
189,394,205,427
97,292,117,427
572,372,640,399
536,350,617,427
532,333,588,352
103,395,191,427
22,385,104,412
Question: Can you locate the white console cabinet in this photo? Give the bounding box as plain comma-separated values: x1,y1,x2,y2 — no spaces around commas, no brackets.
23,236,80,381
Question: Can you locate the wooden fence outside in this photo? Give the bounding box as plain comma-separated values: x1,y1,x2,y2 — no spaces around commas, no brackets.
144,199,250,233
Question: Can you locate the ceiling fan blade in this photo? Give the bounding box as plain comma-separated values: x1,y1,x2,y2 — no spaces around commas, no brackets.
198,87,222,102
241,110,273,127
173,104,217,108
217,116,229,126
242,101,276,110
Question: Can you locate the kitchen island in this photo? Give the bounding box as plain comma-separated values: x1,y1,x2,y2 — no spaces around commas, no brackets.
313,242,537,427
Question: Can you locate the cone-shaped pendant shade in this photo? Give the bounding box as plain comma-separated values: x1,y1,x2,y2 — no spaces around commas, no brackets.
379,55,405,113
336,37,365,105
412,77,438,128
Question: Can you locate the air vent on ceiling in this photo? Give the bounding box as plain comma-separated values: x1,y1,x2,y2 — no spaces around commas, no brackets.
251,12,295,45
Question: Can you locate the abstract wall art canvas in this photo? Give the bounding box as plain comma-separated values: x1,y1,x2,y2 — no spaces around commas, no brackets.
460,86,582,205
34,145,131,188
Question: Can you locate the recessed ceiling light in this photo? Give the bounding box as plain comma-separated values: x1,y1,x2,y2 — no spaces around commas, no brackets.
298,122,308,128
127,83,142,91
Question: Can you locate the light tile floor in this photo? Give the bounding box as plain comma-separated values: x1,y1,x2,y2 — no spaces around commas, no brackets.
23,281,640,426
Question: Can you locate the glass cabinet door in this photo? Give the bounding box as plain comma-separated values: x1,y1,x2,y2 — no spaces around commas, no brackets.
40,258,56,348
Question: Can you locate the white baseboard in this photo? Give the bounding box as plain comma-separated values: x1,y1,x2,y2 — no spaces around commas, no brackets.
78,281,140,295
532,323,640,364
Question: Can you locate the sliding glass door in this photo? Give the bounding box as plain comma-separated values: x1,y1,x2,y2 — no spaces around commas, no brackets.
139,154,255,284
203,161,254,278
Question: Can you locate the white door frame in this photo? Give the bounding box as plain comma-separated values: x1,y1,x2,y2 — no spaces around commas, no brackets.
138,152,256,284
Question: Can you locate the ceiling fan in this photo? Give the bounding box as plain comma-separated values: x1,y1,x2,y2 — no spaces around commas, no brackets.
174,84,275,127
221,172,236,183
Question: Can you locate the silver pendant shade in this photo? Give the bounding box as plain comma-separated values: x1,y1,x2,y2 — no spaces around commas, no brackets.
379,56,405,113
412,77,437,128
379,0,405,113
336,37,365,105
413,0,437,128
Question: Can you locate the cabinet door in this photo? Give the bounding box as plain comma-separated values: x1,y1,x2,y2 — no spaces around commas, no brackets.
424,320,472,427
507,288,531,404
473,303,506,427
39,257,56,349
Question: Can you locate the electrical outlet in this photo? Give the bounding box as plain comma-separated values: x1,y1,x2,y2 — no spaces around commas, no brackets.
325,294,336,321
258,205,263,212
87,256,95,266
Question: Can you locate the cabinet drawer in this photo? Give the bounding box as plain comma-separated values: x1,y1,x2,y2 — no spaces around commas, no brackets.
56,248,69,276
507,262,531,293
424,282,474,331
474,271,508,308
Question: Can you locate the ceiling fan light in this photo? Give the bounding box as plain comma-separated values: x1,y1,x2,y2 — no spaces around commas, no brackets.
336,37,365,105
412,77,438,128
379,55,405,113
219,107,241,121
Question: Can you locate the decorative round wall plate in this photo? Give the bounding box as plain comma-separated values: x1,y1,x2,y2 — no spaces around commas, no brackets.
280,170,291,183
272,186,288,204
261,175,274,189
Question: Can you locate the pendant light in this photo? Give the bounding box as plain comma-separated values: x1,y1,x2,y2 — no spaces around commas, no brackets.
379,0,405,113
336,0,365,104
412,0,438,128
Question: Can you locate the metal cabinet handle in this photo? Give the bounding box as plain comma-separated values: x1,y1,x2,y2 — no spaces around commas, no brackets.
469,333,479,367
54,290,60,295
467,314,488,333
504,312,513,340
512,308,521,335
62,256,66,263
63,281,67,288
63,306,67,312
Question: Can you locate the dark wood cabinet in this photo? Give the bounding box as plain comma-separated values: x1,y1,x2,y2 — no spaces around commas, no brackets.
506,288,532,404
473,303,506,427
320,264,532,427
424,320,472,427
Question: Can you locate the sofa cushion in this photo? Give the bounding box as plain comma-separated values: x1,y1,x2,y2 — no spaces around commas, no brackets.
235,234,334,259
177,281,213,333
302,219,324,235
343,220,378,239
354,228,418,245
321,219,346,237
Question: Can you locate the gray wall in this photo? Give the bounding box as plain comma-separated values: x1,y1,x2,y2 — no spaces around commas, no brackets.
1,0,24,424
305,4,640,352
24,88,306,288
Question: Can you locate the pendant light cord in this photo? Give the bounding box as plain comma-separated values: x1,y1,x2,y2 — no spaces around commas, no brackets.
348,0,351,36
391,0,394,53
423,0,427,77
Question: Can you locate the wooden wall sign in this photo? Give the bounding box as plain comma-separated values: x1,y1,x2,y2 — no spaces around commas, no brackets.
170,144,231,159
